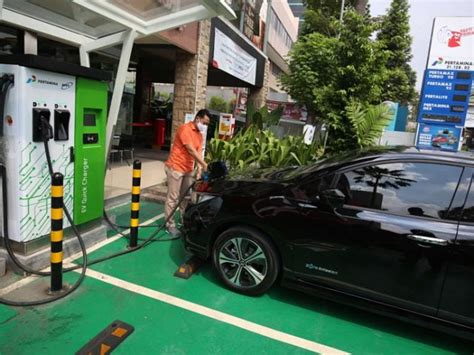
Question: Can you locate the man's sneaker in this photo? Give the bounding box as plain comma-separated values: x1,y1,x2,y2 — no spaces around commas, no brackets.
166,226,181,237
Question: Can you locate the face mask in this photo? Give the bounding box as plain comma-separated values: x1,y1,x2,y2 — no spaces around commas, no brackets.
197,122,206,132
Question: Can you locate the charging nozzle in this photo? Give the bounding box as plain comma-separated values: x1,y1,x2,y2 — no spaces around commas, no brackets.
206,161,228,181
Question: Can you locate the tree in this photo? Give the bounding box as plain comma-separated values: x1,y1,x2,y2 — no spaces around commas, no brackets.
281,10,389,151
302,0,369,36
302,0,356,36
376,0,416,105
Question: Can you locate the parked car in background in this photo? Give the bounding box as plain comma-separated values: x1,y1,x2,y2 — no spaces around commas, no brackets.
183,147,474,340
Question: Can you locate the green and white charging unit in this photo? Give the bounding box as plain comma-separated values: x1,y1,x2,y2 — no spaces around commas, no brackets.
0,55,110,244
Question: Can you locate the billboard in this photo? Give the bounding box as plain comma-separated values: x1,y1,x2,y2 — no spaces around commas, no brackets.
427,17,474,71
416,123,462,151
416,17,473,151
212,28,257,85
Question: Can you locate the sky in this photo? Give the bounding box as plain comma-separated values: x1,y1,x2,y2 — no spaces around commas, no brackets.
369,0,474,91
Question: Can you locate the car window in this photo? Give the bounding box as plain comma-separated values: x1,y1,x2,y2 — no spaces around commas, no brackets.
289,174,334,200
338,162,462,219
461,176,474,223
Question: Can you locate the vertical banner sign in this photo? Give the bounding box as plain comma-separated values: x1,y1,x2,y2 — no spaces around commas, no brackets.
212,28,257,85
416,17,474,151
218,113,235,139
417,70,472,126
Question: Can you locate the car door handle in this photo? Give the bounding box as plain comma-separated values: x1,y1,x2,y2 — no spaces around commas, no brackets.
407,234,448,246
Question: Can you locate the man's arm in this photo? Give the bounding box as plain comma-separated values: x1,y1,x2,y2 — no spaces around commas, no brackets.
184,144,208,171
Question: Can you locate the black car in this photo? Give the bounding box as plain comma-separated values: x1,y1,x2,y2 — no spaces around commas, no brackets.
183,147,474,339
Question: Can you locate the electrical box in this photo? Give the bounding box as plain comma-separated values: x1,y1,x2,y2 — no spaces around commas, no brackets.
0,55,110,243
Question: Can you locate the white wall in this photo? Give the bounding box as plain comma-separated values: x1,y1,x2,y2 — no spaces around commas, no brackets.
379,131,416,146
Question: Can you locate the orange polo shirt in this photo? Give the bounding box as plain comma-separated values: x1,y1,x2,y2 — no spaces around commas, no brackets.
165,122,203,173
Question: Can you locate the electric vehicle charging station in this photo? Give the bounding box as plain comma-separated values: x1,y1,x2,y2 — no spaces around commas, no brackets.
0,55,109,245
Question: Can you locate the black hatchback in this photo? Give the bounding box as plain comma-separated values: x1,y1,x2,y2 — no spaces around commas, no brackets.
182,147,474,339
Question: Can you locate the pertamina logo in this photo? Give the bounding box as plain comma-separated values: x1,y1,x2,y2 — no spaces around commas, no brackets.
26,75,59,87
431,57,444,66
26,75,36,84
437,25,474,48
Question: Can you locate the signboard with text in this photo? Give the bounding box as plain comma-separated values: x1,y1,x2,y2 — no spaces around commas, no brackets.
416,123,462,151
417,69,472,126
212,28,257,85
417,17,474,152
427,17,474,71
266,100,308,121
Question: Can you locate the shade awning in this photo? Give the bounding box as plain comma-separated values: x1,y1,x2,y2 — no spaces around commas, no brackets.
3,0,236,40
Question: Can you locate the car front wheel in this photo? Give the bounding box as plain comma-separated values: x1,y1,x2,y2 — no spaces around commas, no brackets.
212,226,280,296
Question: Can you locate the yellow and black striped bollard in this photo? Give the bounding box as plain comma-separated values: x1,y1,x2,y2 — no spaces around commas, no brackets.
129,160,142,248
50,172,64,292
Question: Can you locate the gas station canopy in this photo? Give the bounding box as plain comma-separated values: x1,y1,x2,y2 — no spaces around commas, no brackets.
2,0,236,40
0,0,236,155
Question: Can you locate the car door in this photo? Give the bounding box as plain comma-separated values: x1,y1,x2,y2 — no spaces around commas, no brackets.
291,159,463,315
437,167,474,329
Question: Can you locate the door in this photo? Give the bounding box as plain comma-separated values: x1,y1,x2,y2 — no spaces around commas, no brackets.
292,160,463,314
438,168,474,328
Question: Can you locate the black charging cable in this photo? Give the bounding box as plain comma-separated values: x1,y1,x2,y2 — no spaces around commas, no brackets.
1,116,216,305
0,117,89,306
0,74,14,137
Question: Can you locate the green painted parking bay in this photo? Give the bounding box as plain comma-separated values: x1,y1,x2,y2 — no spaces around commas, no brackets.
1,201,473,354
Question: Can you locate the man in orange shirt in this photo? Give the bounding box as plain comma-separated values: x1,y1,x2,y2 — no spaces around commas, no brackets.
164,109,211,236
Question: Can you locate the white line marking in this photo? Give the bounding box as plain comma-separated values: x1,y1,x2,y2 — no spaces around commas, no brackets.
0,275,40,297
0,213,165,297
79,268,349,355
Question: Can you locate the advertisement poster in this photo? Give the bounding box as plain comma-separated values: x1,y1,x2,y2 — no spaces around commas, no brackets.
427,17,474,71
416,123,462,151
218,113,235,139
417,69,472,126
212,28,257,85
266,100,308,121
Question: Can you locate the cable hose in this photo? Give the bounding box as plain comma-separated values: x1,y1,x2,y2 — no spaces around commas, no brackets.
102,210,180,242
1,122,192,305
0,141,89,305
0,74,14,136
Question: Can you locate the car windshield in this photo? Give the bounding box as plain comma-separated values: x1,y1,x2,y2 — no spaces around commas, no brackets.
227,147,407,182
273,147,407,180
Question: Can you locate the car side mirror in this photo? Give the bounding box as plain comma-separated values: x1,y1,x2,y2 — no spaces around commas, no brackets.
320,189,345,209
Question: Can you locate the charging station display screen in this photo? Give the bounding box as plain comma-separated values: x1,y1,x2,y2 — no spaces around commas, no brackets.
84,113,96,126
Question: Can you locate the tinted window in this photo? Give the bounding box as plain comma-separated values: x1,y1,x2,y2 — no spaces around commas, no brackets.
462,177,474,223
339,162,462,219
290,174,334,200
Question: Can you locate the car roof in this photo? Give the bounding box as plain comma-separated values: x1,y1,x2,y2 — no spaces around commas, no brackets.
358,146,474,165
293,146,474,178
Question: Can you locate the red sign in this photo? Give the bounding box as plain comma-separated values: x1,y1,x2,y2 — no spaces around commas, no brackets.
266,100,307,121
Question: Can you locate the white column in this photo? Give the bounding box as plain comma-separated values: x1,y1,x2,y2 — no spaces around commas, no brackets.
105,29,137,160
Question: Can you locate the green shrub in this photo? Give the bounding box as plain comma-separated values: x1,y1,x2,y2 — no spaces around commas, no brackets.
206,125,324,174
208,96,229,113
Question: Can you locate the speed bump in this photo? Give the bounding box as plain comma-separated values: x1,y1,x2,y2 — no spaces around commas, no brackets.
76,320,134,355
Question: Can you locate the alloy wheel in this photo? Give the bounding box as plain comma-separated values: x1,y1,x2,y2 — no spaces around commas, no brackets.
218,237,268,288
